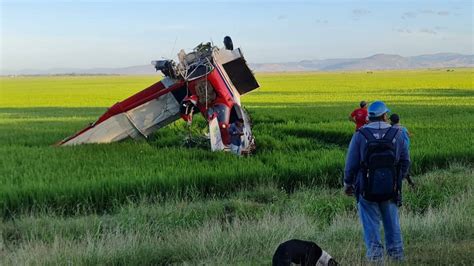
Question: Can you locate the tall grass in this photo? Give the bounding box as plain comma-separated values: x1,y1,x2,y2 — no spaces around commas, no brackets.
1,69,473,217
1,164,472,265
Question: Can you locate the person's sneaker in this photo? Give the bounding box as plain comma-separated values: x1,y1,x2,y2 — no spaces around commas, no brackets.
387,249,404,262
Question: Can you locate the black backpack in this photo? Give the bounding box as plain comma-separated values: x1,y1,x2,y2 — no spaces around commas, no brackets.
358,127,401,202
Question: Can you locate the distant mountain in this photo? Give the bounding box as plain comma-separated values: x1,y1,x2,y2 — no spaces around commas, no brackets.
3,53,473,75
3,65,158,76
250,53,474,72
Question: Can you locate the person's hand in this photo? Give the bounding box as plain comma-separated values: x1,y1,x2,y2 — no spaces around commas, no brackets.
344,184,354,196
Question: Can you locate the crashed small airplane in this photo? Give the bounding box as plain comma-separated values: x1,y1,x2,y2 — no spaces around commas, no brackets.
59,36,259,153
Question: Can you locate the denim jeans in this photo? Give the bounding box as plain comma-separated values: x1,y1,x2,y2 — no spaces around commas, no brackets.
358,197,404,262
230,144,241,156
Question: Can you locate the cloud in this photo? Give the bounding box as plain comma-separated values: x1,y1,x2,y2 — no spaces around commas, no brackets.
352,9,371,16
401,12,417,19
351,9,370,21
395,28,412,34
315,19,328,24
403,9,450,19
277,15,287,20
420,28,437,35
419,9,434,14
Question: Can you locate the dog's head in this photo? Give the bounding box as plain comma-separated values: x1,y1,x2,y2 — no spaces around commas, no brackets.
317,250,339,266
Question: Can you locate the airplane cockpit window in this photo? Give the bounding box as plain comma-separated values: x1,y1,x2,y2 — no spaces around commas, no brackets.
229,105,243,124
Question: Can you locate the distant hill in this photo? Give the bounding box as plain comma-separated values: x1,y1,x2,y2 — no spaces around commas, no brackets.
3,53,473,75
4,65,158,76
250,53,474,72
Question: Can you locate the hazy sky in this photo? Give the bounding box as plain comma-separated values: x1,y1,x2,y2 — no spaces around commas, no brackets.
1,0,472,72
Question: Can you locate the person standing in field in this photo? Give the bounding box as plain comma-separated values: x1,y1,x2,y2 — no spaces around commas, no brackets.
390,113,415,187
228,119,244,156
349,101,369,131
343,101,410,262
389,113,411,150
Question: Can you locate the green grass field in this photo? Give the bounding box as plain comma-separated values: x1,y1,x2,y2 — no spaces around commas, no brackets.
1,69,473,264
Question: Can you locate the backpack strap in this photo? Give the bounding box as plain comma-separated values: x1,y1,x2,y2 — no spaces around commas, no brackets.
384,127,401,165
383,127,400,142
359,128,375,168
358,127,376,141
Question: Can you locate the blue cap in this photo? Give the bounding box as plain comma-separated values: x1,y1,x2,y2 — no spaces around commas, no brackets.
368,101,390,118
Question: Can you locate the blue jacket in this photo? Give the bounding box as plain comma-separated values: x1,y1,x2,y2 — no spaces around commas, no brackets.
344,121,411,197
228,123,243,146
392,124,410,149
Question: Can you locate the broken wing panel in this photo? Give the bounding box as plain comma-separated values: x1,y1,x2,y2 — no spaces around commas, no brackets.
61,114,136,145
125,92,181,137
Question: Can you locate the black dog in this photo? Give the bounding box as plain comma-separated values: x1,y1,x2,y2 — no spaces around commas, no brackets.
272,239,338,266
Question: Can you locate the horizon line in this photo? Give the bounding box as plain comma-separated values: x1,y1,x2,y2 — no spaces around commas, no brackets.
2,51,473,73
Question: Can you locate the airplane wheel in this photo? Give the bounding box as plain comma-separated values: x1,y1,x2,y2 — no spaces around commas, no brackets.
224,36,233,50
